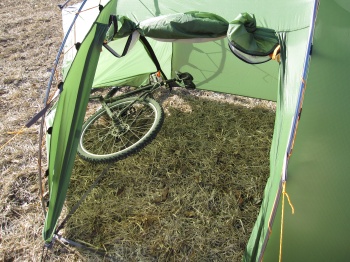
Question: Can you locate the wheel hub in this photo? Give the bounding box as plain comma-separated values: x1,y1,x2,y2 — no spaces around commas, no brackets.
110,123,130,138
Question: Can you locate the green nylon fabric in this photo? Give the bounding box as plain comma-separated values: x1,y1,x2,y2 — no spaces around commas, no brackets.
43,1,116,243
110,16,137,39
93,38,173,87
92,7,280,100
107,12,229,41
139,11,228,39
243,25,312,260
89,0,314,100
227,12,279,56
262,1,350,261
44,23,107,242
172,39,278,100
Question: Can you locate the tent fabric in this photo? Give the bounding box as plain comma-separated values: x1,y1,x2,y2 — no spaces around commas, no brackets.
227,12,279,56
106,15,137,39
61,0,111,79
43,0,117,243
108,11,277,45
262,1,350,261
243,26,313,260
43,0,350,261
43,22,108,242
62,4,280,100
139,12,228,41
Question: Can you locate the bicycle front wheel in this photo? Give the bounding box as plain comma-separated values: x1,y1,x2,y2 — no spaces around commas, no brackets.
77,97,164,163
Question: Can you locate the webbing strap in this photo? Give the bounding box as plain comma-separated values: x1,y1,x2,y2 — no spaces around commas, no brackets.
58,0,72,10
103,14,166,79
109,15,118,36
103,33,133,58
102,15,131,58
26,83,63,128
139,35,167,80
103,34,167,80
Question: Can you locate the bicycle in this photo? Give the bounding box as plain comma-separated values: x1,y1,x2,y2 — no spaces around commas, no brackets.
77,71,195,163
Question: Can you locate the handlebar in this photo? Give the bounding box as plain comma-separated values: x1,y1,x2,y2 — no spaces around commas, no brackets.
150,71,195,90
173,72,196,89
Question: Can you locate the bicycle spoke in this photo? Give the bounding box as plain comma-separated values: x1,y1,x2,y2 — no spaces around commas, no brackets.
78,97,163,162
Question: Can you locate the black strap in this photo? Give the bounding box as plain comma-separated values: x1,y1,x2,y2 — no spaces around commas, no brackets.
26,104,53,128
139,35,167,80
26,82,63,128
58,0,72,10
103,14,128,57
103,33,133,58
109,15,118,36
103,14,167,79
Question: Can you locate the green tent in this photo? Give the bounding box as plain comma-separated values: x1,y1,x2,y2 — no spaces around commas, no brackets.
43,0,350,260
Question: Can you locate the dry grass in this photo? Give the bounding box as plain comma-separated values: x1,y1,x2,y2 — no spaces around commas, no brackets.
64,92,275,261
0,1,275,261
0,1,64,261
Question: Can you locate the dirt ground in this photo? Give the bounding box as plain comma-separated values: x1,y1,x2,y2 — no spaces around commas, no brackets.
0,0,64,261
0,1,276,261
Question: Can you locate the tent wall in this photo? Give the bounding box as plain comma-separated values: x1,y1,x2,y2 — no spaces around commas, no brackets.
172,40,278,101
43,0,117,243
262,1,350,261
63,0,316,101
93,39,173,87
245,25,314,261
92,0,315,101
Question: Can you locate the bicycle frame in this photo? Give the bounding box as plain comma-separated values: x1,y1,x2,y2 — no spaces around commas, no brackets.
77,71,194,163
88,72,195,120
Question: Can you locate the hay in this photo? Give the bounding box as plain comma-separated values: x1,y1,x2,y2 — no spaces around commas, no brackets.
63,91,275,261
0,1,67,261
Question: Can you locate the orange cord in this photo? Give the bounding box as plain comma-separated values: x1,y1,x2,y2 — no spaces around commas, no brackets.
75,5,99,14
279,181,295,262
0,127,26,151
270,45,281,63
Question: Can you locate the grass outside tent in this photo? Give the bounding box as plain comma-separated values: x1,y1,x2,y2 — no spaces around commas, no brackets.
0,0,276,260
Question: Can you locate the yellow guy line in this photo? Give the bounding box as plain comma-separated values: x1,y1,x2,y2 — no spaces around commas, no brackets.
1,83,61,151
0,126,27,151
279,181,295,262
